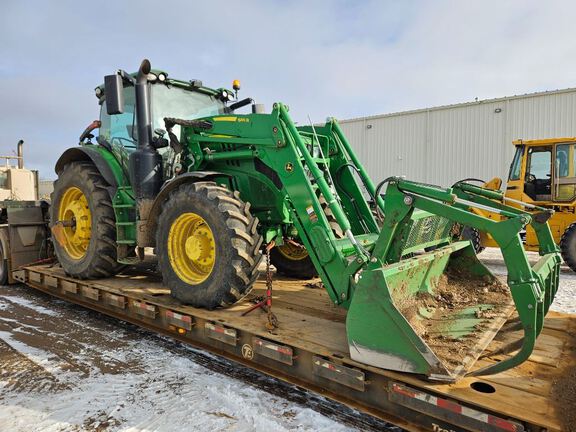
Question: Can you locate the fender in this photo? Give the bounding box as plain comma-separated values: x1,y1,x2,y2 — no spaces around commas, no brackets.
147,171,230,234
54,146,129,195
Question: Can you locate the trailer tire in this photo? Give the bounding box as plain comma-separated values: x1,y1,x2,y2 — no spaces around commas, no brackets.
50,162,122,279
157,182,263,309
0,245,7,285
560,223,576,272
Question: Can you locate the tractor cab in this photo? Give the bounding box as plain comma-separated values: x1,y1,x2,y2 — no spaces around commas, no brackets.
507,138,576,205
95,71,228,162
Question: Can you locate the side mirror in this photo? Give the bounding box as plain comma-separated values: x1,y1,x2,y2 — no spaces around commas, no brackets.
104,74,124,115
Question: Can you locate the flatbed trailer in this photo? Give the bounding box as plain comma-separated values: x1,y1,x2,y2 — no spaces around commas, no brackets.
13,264,575,432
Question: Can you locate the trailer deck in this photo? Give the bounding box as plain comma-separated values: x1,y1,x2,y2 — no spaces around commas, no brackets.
14,264,575,432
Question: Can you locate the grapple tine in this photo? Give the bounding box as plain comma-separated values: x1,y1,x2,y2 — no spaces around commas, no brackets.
468,331,536,377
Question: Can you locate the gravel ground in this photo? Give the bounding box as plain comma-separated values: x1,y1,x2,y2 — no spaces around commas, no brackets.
0,249,573,432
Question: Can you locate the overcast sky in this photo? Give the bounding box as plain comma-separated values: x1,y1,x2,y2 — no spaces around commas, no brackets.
1,0,575,178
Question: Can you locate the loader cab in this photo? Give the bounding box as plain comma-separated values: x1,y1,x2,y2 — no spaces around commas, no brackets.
508,138,576,205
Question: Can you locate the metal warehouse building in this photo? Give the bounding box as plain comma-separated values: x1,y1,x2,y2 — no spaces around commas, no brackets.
339,88,576,187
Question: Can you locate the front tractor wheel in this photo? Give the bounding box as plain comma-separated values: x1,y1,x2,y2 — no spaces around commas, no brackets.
157,182,263,309
50,162,122,279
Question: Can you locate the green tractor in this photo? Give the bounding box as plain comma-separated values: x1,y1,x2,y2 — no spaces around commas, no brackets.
51,59,560,381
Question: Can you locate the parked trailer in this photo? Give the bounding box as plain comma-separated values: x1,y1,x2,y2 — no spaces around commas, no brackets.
12,263,574,432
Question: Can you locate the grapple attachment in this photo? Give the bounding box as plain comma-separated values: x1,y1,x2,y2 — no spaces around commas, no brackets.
346,179,560,381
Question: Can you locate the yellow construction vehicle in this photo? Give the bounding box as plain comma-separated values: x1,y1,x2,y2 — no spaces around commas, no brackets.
460,137,576,270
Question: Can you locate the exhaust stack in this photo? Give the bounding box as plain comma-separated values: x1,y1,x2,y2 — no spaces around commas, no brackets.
17,140,23,169
128,60,163,247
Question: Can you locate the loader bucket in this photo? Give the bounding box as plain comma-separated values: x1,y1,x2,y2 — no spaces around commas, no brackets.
347,241,516,381
343,178,560,381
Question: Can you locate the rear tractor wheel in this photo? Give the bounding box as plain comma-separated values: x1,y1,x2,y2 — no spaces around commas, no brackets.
50,162,122,279
270,240,317,279
156,182,263,309
270,195,344,280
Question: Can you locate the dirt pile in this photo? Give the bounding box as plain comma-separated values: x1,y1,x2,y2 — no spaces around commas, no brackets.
396,268,512,372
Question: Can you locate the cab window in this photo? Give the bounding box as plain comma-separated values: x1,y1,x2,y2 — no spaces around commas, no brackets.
508,146,524,181
99,87,137,150
554,143,576,201
524,147,552,201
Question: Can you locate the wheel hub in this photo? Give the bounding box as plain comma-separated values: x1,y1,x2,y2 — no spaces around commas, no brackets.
168,213,216,284
184,227,214,262
277,241,309,261
58,187,91,259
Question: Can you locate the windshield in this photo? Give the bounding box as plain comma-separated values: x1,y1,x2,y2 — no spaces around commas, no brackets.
508,146,524,180
151,85,225,136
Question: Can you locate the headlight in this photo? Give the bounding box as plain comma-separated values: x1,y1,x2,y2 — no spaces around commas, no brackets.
158,73,167,82
95,87,103,97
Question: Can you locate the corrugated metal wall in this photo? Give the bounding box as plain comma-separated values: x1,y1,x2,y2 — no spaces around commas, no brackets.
339,89,576,187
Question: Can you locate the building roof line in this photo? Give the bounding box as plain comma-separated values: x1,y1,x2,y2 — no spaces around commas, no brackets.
338,87,576,124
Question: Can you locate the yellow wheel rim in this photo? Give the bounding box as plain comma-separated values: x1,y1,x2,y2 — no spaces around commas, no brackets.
168,212,216,284
58,186,91,259
277,242,309,261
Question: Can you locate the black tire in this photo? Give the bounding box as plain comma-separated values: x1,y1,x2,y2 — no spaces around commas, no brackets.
270,244,317,279
0,243,7,285
156,182,262,309
270,195,344,279
461,226,485,254
560,223,576,272
50,162,122,279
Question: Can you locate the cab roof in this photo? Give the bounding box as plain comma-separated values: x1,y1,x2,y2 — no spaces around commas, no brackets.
512,137,576,146
95,68,228,102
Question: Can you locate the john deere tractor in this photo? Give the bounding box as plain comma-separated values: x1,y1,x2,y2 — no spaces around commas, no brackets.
51,60,560,381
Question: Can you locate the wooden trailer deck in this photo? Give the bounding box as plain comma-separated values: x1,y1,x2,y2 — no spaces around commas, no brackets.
14,264,576,432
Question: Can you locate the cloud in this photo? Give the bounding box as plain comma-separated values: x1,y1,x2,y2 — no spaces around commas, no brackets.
0,0,575,178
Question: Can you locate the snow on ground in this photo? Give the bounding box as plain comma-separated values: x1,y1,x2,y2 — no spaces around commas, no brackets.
0,286,394,432
481,247,576,314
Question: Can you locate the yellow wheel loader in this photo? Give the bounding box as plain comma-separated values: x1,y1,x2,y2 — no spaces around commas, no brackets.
461,137,576,270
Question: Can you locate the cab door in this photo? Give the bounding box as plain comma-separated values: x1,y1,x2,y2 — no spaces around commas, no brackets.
514,145,552,249
98,87,138,172
523,146,553,203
